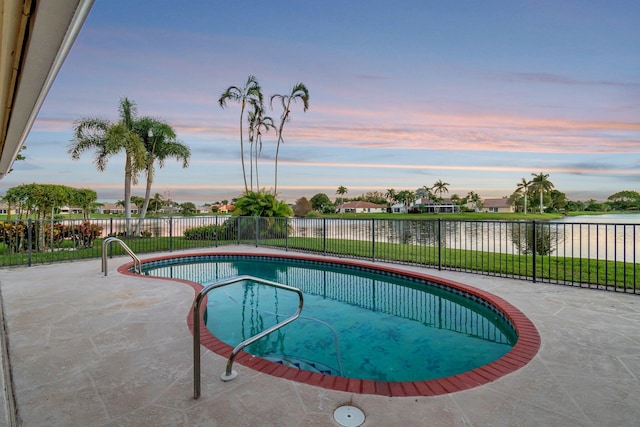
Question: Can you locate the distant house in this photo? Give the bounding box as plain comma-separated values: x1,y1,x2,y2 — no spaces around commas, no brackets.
391,203,406,213
59,205,84,215
160,205,181,215
217,204,235,214
96,202,139,215
336,201,387,214
0,203,17,216
481,198,514,213
412,198,460,213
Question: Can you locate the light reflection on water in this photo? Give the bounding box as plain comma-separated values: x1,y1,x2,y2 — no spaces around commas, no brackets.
145,257,516,382
291,216,639,262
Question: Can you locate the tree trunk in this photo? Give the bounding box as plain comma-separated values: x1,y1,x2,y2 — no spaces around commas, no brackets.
240,102,248,192
135,160,153,236
539,191,543,214
124,153,132,236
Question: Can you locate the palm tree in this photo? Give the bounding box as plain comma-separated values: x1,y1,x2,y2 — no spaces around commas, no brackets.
233,189,293,217
450,194,462,212
432,180,449,197
516,178,532,214
247,101,274,191
133,118,190,235
149,192,164,214
530,172,554,214
431,180,449,213
130,195,145,211
385,188,396,201
270,83,310,194
385,188,398,207
415,186,431,199
219,75,263,193
467,191,482,211
336,186,348,212
396,190,416,212
69,97,147,235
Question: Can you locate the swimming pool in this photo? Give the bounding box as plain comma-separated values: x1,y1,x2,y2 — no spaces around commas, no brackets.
129,253,540,396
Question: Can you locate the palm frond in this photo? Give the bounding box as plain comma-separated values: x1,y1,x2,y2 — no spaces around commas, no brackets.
218,86,241,107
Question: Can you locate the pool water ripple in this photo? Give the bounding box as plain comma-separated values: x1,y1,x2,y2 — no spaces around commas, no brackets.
125,253,541,396
141,254,529,385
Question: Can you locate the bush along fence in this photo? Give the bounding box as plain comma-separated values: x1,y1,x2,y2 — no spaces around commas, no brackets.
1,216,638,294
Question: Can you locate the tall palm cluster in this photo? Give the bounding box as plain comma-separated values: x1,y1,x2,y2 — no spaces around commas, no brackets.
513,172,555,214
68,97,190,235
218,75,309,196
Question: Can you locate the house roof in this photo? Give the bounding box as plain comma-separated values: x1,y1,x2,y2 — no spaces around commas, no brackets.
416,197,455,205
337,201,386,209
99,202,122,210
483,198,512,208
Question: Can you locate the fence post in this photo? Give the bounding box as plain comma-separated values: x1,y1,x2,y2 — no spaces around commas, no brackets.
169,217,173,252
532,220,537,283
371,218,375,262
255,217,259,247
215,216,219,247
285,217,289,251
27,219,33,267
323,218,327,255
438,218,442,271
109,217,113,258
237,217,241,245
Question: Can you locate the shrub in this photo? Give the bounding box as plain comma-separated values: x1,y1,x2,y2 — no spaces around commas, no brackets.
184,224,220,240
0,220,103,251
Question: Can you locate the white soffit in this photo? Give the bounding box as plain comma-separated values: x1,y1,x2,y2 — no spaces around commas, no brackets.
0,0,94,178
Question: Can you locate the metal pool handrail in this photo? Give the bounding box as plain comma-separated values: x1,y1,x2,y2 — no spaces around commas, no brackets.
192,275,304,399
101,237,141,275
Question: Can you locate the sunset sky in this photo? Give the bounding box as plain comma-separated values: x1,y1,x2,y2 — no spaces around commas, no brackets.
3,0,639,205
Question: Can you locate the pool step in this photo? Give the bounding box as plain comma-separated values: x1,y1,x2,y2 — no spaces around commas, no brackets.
263,354,340,376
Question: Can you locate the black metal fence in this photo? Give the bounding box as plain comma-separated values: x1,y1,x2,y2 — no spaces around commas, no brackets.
1,216,637,293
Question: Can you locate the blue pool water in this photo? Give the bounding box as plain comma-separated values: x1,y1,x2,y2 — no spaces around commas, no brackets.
143,255,517,382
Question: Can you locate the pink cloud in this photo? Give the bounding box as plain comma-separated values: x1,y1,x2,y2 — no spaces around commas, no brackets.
274,159,639,177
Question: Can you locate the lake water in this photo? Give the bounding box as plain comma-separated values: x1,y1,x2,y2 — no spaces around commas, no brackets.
551,213,640,224
548,214,640,263
288,214,639,263
84,213,640,263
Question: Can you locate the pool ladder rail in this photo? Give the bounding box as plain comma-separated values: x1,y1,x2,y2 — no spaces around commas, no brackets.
101,237,141,276
192,275,304,399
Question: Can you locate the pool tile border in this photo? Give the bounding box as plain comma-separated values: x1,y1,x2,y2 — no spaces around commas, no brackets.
118,252,541,397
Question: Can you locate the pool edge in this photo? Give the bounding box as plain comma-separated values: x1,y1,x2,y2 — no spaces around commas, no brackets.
118,251,541,397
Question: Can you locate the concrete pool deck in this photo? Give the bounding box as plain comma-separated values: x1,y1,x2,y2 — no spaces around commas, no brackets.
0,246,639,426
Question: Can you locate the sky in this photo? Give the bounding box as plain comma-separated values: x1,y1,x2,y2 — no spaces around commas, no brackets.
3,0,639,205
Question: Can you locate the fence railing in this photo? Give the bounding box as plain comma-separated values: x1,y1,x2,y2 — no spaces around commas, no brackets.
1,216,637,293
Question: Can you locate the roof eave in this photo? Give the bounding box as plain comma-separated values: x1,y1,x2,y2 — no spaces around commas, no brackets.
0,0,94,178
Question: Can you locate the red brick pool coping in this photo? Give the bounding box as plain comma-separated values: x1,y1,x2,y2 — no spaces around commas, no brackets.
118,252,541,397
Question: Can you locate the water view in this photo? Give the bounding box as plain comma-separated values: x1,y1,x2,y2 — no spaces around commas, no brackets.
90,213,640,263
